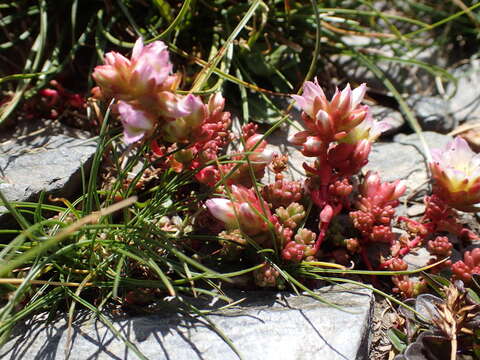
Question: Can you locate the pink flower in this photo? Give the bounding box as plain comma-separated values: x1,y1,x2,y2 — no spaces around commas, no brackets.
162,94,206,143
117,101,155,144
338,111,390,145
155,91,191,119
288,131,323,157
207,93,226,120
430,136,480,211
358,171,406,210
244,134,275,164
224,130,275,187
206,185,271,236
289,80,369,156
92,38,181,107
92,52,132,99
131,38,173,89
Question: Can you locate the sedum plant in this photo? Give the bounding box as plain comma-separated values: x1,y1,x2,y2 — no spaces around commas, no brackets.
90,39,480,295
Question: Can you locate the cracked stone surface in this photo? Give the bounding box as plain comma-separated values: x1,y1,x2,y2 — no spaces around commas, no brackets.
0,121,97,224
0,284,374,360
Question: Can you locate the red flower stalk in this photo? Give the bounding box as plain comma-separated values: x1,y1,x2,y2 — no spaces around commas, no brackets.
305,171,349,254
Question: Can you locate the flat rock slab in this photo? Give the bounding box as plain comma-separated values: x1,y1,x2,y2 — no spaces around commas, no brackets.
0,121,96,223
1,284,373,360
365,131,452,192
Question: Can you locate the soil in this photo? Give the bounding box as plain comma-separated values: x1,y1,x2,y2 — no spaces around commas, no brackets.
370,295,402,360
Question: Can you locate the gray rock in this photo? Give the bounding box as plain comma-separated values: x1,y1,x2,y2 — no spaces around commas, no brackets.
406,95,455,133
0,121,97,223
447,58,480,123
403,244,463,273
365,132,452,193
403,247,433,270
369,105,405,137
0,284,374,360
406,203,425,217
333,38,445,94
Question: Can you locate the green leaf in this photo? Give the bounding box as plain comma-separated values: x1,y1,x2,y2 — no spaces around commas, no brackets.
467,287,480,304
422,273,451,297
387,328,407,352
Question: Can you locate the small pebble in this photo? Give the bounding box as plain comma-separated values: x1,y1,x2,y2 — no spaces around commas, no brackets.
407,204,425,217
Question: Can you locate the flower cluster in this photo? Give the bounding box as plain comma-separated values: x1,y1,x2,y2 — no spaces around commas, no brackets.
290,81,369,152
289,80,390,254
92,38,234,164
262,179,303,208
373,138,480,293
93,38,185,143
93,38,276,188
350,171,406,246
289,80,388,166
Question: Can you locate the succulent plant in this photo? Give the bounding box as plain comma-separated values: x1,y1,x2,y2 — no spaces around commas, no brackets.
253,262,284,289
279,228,316,262
262,179,304,209
217,229,248,261
275,202,306,230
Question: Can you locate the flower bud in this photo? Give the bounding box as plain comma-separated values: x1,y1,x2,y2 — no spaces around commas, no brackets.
205,198,237,229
